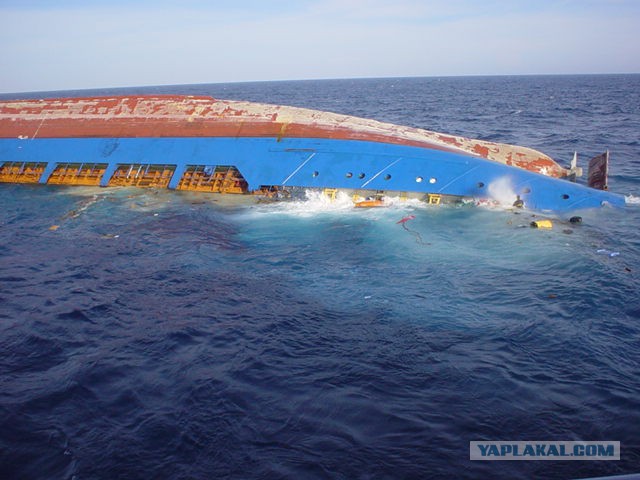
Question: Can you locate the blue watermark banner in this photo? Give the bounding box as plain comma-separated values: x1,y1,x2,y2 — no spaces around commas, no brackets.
470,441,620,461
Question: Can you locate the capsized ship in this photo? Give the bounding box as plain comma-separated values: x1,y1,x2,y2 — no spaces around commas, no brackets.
0,95,626,211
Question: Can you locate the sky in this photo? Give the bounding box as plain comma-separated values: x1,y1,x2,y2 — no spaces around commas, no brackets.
1,0,639,93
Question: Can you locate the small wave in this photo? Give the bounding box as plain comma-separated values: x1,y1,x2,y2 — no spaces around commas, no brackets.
56,308,94,323
625,194,640,205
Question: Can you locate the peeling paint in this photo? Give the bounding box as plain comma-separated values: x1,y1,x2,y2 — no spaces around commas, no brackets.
0,95,569,177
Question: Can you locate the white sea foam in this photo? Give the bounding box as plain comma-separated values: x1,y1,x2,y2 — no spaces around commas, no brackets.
382,195,427,209
245,190,426,218
264,190,355,217
625,194,640,205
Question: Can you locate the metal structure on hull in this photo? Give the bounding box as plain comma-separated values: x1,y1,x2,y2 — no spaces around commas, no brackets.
0,95,626,211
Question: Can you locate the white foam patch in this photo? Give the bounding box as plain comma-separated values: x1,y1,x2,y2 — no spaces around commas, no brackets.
382,196,426,209
244,190,426,219
625,194,640,205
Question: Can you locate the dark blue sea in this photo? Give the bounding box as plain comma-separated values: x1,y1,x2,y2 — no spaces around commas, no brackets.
1,75,639,480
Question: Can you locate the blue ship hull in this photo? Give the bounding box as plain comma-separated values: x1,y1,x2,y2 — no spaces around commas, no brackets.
0,136,625,211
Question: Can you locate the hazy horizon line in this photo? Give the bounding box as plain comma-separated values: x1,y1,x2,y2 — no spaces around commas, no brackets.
2,72,639,97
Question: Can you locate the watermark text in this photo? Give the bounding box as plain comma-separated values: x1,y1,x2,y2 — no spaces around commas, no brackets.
470,441,620,461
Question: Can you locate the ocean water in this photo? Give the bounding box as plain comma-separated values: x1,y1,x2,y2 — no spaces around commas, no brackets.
1,75,639,480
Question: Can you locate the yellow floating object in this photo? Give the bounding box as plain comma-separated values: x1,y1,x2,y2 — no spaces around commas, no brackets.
530,219,553,229
49,225,60,231
355,199,386,208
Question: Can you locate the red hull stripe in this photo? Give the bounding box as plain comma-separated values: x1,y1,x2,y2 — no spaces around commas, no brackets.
0,95,567,177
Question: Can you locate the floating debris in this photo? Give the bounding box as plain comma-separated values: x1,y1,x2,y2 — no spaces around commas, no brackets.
397,214,430,245
530,219,553,229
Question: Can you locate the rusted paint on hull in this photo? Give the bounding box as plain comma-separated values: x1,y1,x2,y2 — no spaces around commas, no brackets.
0,95,567,177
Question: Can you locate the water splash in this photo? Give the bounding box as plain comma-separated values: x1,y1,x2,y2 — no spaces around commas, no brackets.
382,196,427,209
246,190,426,218
251,189,355,217
486,176,517,207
